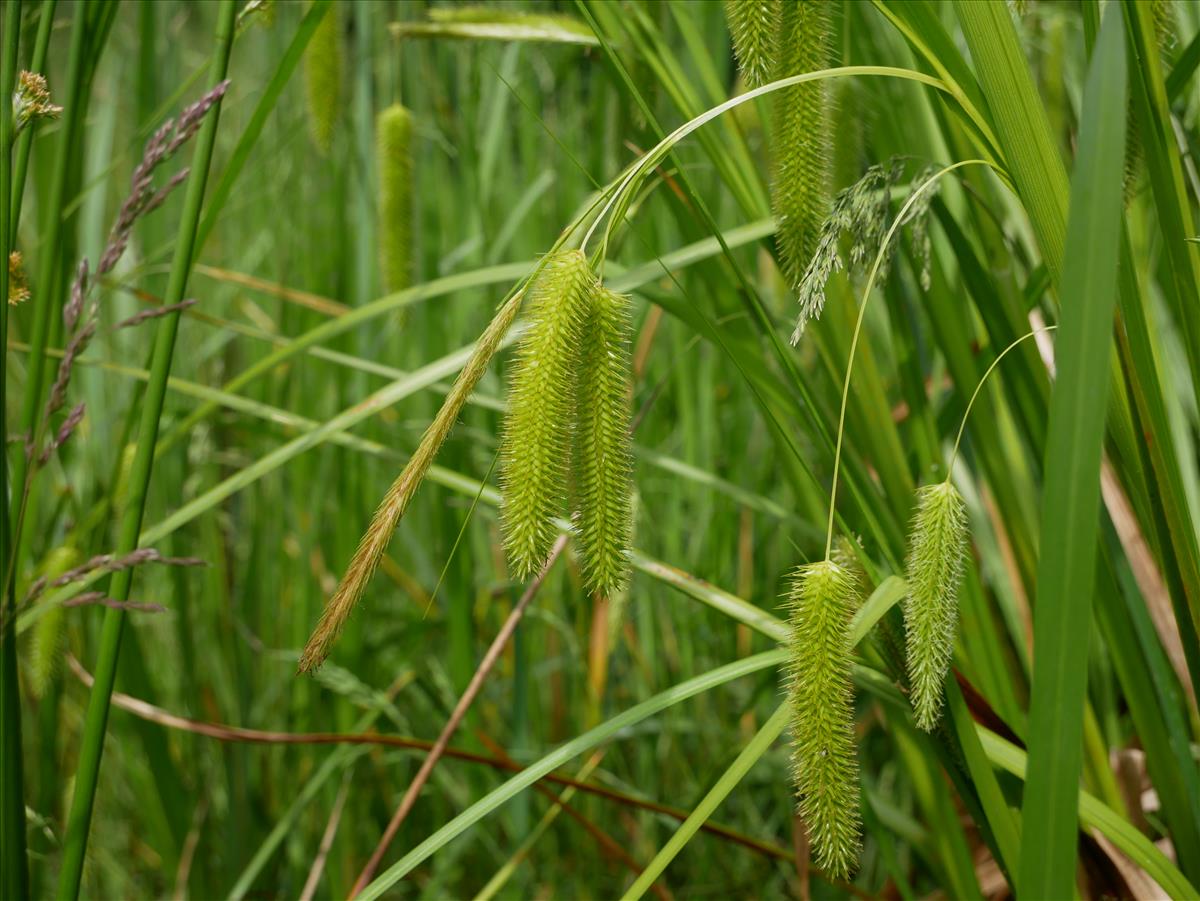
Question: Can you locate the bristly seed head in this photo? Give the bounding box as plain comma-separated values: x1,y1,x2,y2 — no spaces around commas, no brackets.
500,250,596,579
771,0,834,299
574,286,634,597
7,251,30,306
724,0,781,89
784,559,863,880
903,481,968,731
13,71,62,134
304,3,342,155
377,104,415,294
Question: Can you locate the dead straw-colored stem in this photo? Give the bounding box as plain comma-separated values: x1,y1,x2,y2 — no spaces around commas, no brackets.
348,533,570,898
300,774,351,901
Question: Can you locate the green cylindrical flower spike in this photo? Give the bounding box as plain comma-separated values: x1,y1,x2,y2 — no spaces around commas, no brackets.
903,481,968,731
304,2,341,155
574,286,634,597
785,559,862,880
724,0,780,89
376,104,414,293
500,250,595,579
771,0,834,291
28,546,80,700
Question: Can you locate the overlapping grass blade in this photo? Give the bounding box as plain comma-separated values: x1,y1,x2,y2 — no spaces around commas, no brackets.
1010,11,1127,896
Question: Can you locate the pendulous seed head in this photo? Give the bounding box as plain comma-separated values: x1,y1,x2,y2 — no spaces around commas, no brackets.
724,0,781,89
376,104,414,293
784,559,863,880
304,2,341,155
500,250,596,579
574,286,634,597
771,0,834,297
903,481,968,731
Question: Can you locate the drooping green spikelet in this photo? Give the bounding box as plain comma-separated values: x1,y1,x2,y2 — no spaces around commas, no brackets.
771,0,834,294
376,104,414,293
500,250,595,579
785,559,862,880
304,2,341,155
724,0,780,89
574,286,634,597
903,481,968,731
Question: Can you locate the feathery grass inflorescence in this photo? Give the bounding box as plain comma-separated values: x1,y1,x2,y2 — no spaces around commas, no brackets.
785,560,863,879
574,286,634,596
376,104,414,293
724,0,780,89
298,292,522,672
903,481,968,730
792,162,897,339
771,0,834,295
500,250,596,579
304,2,341,155
791,160,944,341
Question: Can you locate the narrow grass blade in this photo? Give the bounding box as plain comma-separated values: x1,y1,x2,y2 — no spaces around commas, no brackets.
620,703,790,900
1016,11,1127,898
354,650,788,900
56,5,238,897
0,3,25,895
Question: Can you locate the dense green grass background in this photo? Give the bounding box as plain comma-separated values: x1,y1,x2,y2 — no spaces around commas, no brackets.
4,1,1200,898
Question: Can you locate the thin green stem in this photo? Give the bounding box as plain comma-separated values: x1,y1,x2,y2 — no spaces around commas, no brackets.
6,2,88,595
0,2,25,895
55,4,237,897
8,0,56,234
947,326,1058,474
824,160,994,560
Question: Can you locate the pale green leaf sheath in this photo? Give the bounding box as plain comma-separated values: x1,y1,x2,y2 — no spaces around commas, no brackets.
904,481,968,730
500,250,595,578
772,0,834,291
376,104,414,293
575,286,634,596
785,560,863,879
724,0,781,89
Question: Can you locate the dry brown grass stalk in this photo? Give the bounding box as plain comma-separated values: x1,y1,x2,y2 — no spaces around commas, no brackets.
297,292,522,673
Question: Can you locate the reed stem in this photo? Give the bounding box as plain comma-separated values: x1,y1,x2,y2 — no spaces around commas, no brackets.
0,3,26,895
55,4,237,896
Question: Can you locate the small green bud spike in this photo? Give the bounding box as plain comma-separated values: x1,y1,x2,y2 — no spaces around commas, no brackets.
376,104,414,293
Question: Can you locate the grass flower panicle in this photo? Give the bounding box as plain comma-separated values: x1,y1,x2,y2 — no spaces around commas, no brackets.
724,0,780,89
500,249,596,578
574,286,634,596
785,559,863,879
377,104,414,293
904,481,968,730
771,0,834,295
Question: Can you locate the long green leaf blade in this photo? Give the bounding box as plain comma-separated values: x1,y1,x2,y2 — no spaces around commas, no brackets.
1017,11,1127,898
